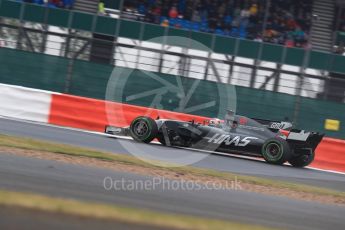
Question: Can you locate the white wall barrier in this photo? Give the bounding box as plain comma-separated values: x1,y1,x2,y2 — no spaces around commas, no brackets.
0,83,52,123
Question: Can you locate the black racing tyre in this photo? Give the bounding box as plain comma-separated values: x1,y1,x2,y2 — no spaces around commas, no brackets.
288,151,315,168
261,138,291,165
129,116,158,143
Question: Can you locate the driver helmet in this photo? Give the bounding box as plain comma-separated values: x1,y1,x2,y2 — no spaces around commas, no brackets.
209,118,222,127
224,110,235,126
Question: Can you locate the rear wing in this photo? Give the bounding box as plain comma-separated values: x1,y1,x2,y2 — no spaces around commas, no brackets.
252,118,293,131
287,129,324,151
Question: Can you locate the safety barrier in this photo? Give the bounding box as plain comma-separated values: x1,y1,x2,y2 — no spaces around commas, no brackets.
0,83,345,173
0,83,51,123
49,94,209,131
312,138,345,173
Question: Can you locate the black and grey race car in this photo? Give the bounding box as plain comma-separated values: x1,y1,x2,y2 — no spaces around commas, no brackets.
105,111,324,167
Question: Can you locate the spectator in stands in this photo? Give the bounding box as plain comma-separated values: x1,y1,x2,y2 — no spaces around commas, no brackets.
191,9,202,23
254,34,263,42
224,13,232,26
63,0,73,8
98,0,106,16
153,5,162,24
161,1,170,18
293,26,307,48
183,1,194,21
240,7,250,28
48,0,63,8
250,3,258,16
145,8,156,23
138,2,147,15
169,6,178,19
161,19,169,27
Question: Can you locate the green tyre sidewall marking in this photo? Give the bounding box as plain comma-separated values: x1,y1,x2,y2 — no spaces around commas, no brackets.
131,117,152,142
262,141,283,163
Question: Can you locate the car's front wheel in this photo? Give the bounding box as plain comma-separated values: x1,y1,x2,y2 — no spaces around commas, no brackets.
129,116,158,143
262,138,291,165
288,150,315,167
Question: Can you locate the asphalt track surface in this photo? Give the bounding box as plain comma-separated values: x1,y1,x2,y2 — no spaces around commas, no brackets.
1,117,345,229
1,153,345,230
0,117,345,191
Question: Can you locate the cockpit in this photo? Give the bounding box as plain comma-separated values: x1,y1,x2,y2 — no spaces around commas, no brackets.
208,110,238,130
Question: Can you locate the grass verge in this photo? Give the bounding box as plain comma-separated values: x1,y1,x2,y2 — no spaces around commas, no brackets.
0,134,344,201
0,190,275,230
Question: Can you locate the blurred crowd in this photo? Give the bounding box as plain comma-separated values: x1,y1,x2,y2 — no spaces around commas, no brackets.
17,0,314,48
20,0,74,8
264,0,312,48
123,0,313,48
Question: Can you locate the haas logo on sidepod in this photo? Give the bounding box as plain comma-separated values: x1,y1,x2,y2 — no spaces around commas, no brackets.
207,134,258,147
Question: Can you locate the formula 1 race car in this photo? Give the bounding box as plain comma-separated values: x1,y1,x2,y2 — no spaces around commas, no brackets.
105,111,324,167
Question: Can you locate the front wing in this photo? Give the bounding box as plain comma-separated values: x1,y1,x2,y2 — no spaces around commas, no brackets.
105,126,130,136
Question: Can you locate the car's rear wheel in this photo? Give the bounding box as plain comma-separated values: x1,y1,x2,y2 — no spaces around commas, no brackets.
262,138,291,165
129,116,158,143
288,150,315,167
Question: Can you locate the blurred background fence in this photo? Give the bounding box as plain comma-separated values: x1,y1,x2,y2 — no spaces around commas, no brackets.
0,0,345,138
